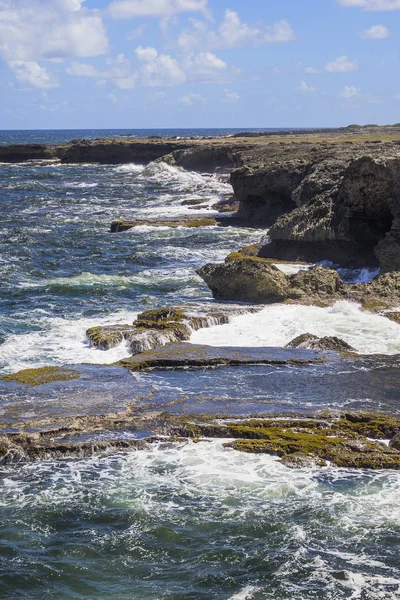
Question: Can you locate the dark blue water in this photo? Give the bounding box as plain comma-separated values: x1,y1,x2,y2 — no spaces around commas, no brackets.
0,130,400,600
0,128,273,146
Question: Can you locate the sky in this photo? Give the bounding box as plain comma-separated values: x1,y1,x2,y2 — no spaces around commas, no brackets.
0,0,400,129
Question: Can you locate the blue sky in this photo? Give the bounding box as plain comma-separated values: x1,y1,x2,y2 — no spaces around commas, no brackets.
0,0,399,129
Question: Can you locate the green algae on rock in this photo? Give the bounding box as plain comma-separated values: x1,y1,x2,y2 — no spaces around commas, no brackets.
86,304,261,353
1,366,80,387
171,413,400,470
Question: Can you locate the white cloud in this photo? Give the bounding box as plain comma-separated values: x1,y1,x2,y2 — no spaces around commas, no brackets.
179,92,205,105
0,0,109,63
298,80,316,93
66,62,99,77
65,45,229,89
184,52,229,83
135,45,186,86
305,66,319,74
325,56,359,72
10,61,59,89
361,24,390,38
176,10,295,53
338,0,400,9
340,85,361,98
128,25,147,39
108,0,209,19
264,20,295,43
222,89,240,103
114,75,137,89
218,9,261,47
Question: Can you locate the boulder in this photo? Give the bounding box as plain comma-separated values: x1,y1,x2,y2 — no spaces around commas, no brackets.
286,333,355,352
289,266,345,304
390,433,400,450
197,257,290,303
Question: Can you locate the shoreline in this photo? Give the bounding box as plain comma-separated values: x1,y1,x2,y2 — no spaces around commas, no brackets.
0,129,399,470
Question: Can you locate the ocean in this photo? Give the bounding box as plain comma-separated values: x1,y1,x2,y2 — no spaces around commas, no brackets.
0,129,400,599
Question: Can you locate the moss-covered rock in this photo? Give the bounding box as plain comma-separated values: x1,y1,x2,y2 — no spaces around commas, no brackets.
1,366,80,387
169,412,400,470
197,257,290,303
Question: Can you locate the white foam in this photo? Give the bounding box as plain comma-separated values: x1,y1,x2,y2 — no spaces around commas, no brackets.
228,586,260,600
113,163,145,173
190,301,400,355
275,263,312,276
0,309,136,374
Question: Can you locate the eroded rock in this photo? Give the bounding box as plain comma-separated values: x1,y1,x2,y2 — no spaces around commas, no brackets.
86,304,261,353
286,333,355,352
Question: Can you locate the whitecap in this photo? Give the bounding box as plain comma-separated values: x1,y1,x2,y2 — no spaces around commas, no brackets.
190,301,400,355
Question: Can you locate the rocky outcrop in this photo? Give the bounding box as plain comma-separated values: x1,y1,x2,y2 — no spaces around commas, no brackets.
0,144,65,163
197,257,346,305
162,146,239,173
286,333,355,352
198,255,400,308
118,343,325,371
233,146,400,271
231,160,308,225
86,304,261,353
1,409,399,468
197,258,290,304
61,139,190,164
110,217,218,232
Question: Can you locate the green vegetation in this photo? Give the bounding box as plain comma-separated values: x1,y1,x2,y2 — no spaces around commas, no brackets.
86,326,125,349
1,366,80,387
169,413,400,470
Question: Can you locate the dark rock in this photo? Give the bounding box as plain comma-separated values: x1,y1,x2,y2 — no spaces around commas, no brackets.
61,139,188,164
390,433,400,450
0,144,64,163
110,217,218,232
118,343,326,371
286,333,355,352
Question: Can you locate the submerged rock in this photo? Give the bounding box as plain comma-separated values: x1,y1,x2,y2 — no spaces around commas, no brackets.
286,333,355,352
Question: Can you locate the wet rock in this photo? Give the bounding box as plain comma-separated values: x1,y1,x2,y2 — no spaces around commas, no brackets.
117,343,326,371
180,198,209,206
0,366,80,387
384,311,400,325
289,266,345,305
390,432,400,450
211,196,240,213
87,304,261,353
197,256,344,305
198,254,399,308
286,333,355,352
110,217,218,232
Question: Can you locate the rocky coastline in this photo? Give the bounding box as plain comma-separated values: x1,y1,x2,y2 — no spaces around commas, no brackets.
2,127,400,470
